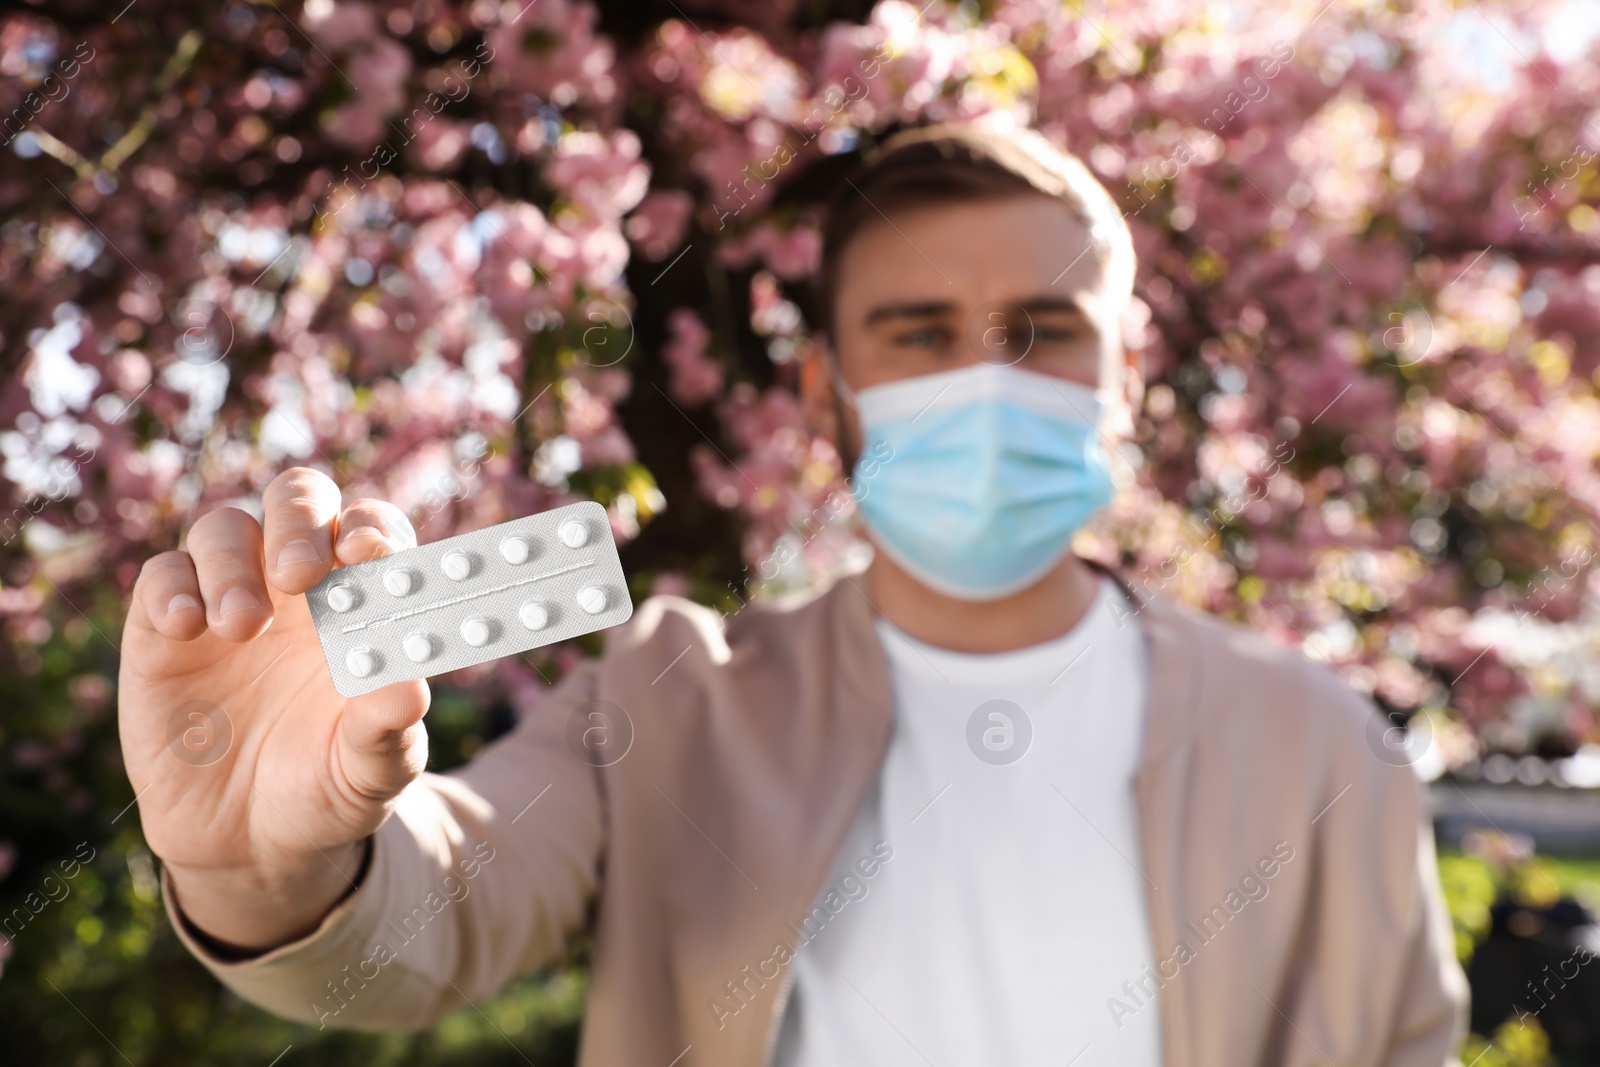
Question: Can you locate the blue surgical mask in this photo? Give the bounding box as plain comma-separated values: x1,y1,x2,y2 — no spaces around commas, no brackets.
837,361,1116,601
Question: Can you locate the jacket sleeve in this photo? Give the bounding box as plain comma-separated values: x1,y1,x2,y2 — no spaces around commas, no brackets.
1382,817,1471,1066
161,657,606,1031
1291,658,1470,1067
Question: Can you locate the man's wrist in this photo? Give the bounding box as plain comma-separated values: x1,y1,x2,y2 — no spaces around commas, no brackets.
164,837,374,957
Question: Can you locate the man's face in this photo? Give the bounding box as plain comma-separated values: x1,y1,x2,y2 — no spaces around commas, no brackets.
814,193,1136,465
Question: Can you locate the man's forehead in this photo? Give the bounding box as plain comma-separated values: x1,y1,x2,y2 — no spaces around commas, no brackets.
834,197,1111,318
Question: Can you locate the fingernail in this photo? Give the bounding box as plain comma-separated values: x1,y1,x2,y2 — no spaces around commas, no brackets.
219,587,260,617
339,522,389,546
166,594,201,615
277,539,323,568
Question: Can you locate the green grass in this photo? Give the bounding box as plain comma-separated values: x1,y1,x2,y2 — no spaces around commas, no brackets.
1439,850,1600,1067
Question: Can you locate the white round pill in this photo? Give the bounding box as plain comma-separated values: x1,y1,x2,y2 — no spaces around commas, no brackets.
499,536,530,564
518,601,549,630
558,520,588,548
440,551,471,580
576,585,607,614
403,632,433,663
460,616,492,647
326,584,356,612
345,647,376,677
382,569,413,596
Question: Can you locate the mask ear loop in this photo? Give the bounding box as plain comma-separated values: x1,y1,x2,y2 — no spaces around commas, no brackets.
822,349,863,477
823,348,859,409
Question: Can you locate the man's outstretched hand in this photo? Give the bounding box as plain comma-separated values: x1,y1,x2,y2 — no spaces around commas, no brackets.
119,467,430,951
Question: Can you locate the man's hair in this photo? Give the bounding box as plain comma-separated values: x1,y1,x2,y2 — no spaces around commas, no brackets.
817,123,1136,337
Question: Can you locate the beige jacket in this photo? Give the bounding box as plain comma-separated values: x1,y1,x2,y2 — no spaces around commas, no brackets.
166,563,1469,1066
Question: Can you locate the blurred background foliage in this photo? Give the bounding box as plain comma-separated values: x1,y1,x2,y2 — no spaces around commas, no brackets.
3,0,1600,1061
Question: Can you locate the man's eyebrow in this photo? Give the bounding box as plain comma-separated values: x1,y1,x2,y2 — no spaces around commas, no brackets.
1013,295,1094,320
862,301,958,327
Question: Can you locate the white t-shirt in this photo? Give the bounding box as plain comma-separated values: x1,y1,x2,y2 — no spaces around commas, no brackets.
772,575,1162,1067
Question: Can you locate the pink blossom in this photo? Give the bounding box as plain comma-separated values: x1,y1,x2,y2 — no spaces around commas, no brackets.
301,1,378,52
626,189,694,260
546,130,651,221
407,119,472,172
662,308,723,406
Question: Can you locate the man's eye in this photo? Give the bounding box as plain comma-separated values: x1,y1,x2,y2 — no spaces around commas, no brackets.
895,327,950,348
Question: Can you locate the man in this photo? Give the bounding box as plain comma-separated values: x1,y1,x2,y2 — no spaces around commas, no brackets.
118,124,1468,1066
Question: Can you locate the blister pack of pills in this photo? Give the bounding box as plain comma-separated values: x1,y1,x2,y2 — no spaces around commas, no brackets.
305,500,633,697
